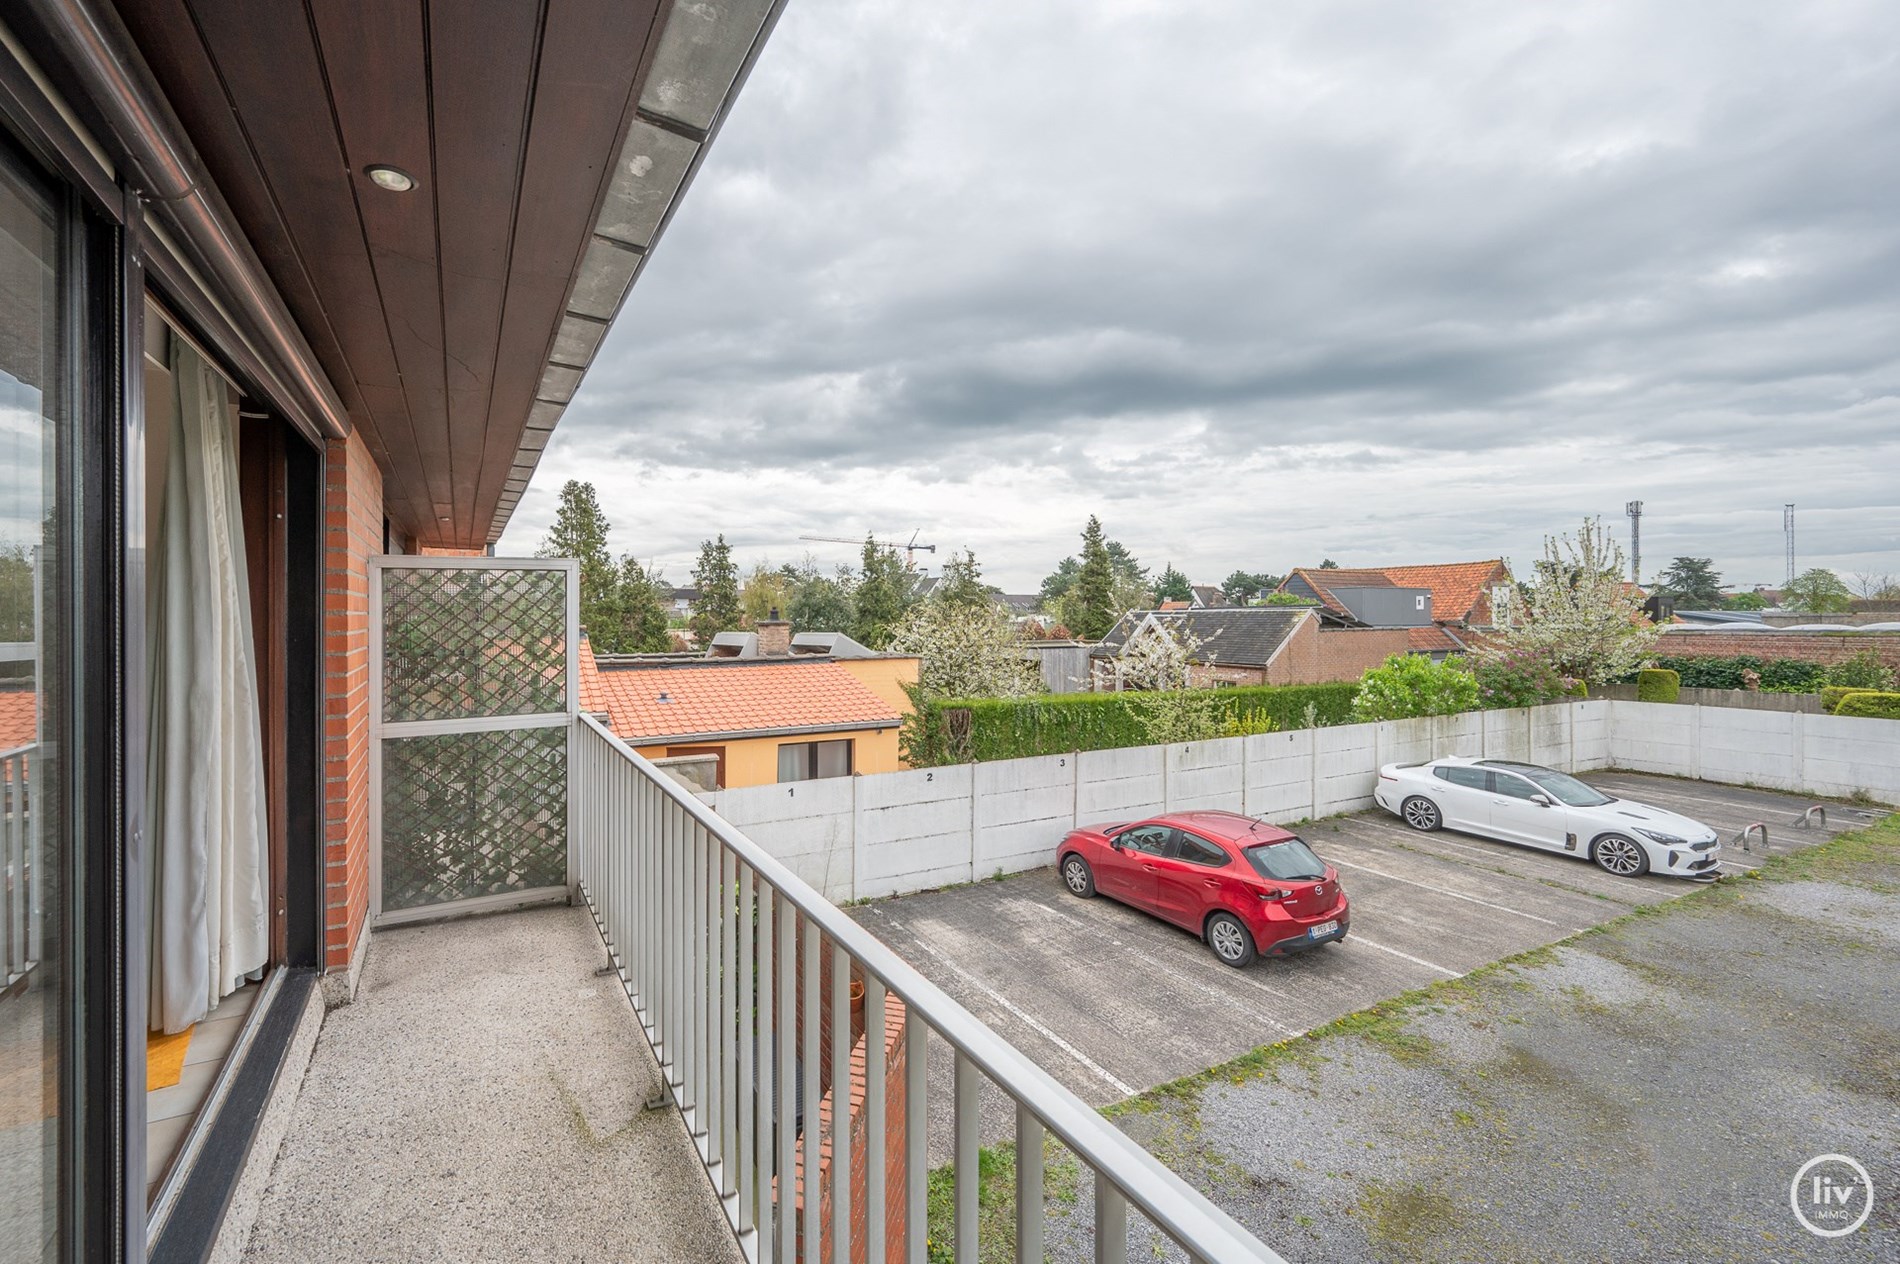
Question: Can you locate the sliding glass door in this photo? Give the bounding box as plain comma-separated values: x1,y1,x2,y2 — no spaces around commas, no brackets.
0,140,79,1264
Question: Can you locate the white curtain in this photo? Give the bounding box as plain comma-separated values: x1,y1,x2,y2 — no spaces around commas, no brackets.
147,337,269,1034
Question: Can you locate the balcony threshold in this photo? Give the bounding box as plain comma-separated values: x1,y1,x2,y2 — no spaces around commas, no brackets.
236,904,741,1264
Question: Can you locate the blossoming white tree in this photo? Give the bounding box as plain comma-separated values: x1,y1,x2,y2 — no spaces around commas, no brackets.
1109,616,1227,742
886,597,1042,699
1113,615,1203,691
1500,517,1659,685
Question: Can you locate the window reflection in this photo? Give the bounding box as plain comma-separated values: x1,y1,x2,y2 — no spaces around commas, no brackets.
0,154,64,1264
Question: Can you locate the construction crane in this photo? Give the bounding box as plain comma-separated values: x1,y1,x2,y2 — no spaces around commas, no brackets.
799,530,938,568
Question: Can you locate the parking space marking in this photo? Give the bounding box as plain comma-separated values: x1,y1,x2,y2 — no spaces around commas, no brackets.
1589,778,1851,827
1341,814,1582,868
1344,934,1461,978
1322,856,1569,927
1027,899,1306,1035
862,907,1138,1097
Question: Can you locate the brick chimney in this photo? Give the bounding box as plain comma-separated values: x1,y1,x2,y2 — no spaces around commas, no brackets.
756,607,791,657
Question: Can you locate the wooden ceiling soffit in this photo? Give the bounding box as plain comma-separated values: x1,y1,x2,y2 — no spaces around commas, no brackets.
484,0,784,544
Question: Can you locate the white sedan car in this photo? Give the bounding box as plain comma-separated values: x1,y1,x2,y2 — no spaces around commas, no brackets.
1374,757,1721,878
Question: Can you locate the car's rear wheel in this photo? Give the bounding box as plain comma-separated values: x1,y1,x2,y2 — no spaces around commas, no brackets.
1205,913,1256,968
1591,833,1650,877
1401,796,1442,831
1060,854,1095,898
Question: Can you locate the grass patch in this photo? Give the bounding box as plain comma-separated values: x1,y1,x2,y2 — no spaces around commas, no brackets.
923,1135,1080,1264
1743,811,1900,891
1357,1180,1462,1253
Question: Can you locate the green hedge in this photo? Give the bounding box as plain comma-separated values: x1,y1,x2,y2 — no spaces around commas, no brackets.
1636,668,1680,703
1628,654,1828,692
1821,685,1858,714
903,682,1359,766
1834,691,1900,719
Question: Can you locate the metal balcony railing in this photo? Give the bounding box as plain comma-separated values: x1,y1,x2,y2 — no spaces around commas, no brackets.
570,714,1284,1264
2,743,40,985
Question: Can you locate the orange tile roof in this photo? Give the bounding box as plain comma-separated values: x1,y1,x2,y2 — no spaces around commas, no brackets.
0,692,33,750
1379,560,1508,624
582,654,901,742
1285,560,1508,625
1406,625,1463,653
1158,600,1190,611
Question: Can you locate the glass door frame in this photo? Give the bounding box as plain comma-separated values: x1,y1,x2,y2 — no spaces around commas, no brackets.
0,118,133,1264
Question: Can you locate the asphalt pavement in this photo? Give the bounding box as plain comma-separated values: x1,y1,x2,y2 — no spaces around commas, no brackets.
848,772,1880,1163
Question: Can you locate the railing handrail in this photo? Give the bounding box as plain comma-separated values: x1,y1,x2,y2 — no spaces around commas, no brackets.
576,712,1285,1263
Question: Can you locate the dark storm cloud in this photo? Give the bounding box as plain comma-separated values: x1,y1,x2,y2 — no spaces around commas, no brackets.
510,0,1900,588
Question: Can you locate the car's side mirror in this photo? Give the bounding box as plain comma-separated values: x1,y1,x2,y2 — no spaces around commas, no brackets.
1530,793,1552,807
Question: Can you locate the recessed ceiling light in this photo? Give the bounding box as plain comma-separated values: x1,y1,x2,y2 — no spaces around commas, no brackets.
365,164,416,193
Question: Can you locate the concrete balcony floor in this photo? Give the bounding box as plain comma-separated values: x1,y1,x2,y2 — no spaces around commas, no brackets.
240,904,741,1264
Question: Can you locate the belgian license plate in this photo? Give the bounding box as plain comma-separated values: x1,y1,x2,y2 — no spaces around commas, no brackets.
1309,920,1339,939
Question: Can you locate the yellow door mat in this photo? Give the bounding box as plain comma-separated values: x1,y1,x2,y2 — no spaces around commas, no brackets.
147,1027,194,1091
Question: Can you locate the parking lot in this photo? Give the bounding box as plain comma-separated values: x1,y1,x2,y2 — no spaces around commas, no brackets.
849,771,1882,1158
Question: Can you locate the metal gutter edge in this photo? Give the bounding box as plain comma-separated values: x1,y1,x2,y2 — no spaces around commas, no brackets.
484,0,794,544
618,717,903,746
24,0,350,441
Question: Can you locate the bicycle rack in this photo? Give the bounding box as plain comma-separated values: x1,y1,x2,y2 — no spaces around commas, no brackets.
1794,805,1827,830
1732,822,1769,855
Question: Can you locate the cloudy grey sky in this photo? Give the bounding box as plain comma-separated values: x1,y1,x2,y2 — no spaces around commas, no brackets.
499,0,1900,595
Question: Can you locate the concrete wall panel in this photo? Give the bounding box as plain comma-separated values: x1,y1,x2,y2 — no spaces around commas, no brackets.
710,777,857,899
855,765,975,898
1315,726,1378,816
1166,737,1246,813
973,754,1079,875
1244,730,1315,821
1076,745,1166,823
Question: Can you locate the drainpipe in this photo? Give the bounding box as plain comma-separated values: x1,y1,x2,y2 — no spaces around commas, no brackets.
23,0,351,441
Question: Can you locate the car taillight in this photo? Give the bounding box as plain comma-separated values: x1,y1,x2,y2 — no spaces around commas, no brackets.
1258,888,1291,901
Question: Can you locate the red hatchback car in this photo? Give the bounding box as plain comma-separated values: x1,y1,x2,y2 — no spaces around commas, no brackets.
1057,811,1349,967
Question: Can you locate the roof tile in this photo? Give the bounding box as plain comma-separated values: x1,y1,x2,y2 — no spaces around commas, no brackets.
581,651,900,742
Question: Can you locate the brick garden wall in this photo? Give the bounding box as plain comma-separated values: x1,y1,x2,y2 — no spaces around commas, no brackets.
1654,629,1900,670
798,992,909,1264
322,431,383,971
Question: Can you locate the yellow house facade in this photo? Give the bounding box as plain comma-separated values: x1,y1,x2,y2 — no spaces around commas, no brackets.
581,644,920,790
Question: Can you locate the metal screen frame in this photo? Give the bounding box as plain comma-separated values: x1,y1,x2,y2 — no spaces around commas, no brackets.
369,555,579,927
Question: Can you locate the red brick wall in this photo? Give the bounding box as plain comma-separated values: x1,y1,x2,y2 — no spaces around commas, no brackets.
796,993,909,1264
1266,614,1319,684
322,431,382,971
1315,627,1409,682
1654,629,1900,670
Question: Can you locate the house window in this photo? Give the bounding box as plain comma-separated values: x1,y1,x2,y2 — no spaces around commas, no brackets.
777,738,853,783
